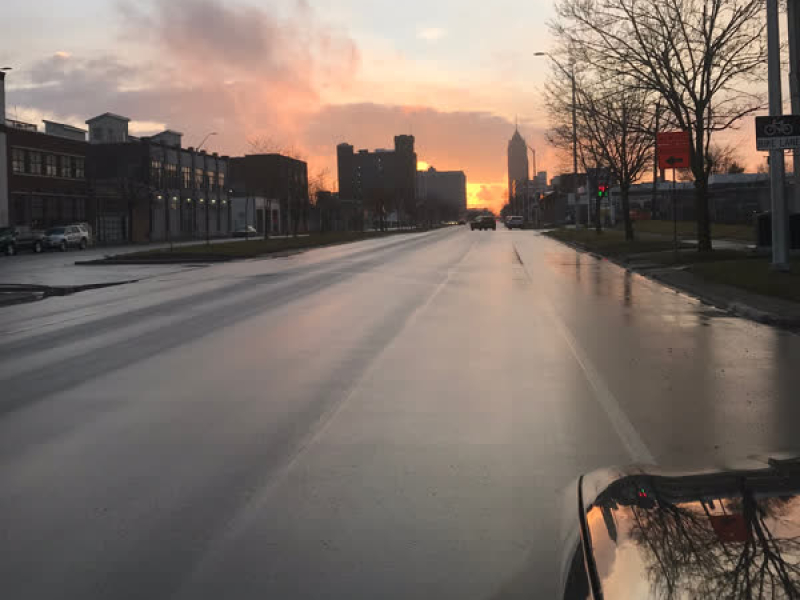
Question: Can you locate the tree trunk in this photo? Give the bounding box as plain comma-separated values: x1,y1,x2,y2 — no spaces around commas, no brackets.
694,175,712,251
692,124,712,252
621,183,634,241
595,194,602,233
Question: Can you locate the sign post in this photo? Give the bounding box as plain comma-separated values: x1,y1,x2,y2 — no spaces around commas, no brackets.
657,132,691,259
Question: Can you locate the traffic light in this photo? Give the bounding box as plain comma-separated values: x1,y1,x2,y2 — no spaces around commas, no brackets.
597,184,608,198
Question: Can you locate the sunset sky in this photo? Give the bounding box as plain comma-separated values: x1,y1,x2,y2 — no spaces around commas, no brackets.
2,0,764,212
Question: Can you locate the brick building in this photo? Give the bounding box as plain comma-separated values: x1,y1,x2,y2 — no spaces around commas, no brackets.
228,154,308,235
86,114,231,243
337,135,417,225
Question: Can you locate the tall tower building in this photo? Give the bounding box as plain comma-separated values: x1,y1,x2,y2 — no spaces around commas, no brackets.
507,127,529,205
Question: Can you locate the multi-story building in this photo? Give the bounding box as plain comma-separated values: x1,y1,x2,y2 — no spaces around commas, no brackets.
416,166,467,222
3,118,92,232
86,113,231,243
228,154,308,235
337,135,417,223
507,128,529,210
1,68,97,230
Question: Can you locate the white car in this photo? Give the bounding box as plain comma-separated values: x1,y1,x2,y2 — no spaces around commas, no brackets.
43,225,90,251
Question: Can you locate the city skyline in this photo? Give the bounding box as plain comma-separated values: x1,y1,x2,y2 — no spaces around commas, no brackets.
1,0,565,214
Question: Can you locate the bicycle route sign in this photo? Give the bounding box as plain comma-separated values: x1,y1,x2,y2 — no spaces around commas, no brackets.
755,115,800,150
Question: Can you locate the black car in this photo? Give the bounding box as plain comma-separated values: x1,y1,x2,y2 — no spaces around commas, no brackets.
0,226,45,255
560,455,800,599
232,225,258,238
470,216,496,231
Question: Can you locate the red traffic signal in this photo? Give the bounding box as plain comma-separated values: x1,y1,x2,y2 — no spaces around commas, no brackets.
597,184,608,198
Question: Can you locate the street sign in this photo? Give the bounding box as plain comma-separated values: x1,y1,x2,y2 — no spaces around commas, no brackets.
755,115,800,150
657,131,691,170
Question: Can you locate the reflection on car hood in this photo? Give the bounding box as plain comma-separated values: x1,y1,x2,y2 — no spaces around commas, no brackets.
581,456,800,599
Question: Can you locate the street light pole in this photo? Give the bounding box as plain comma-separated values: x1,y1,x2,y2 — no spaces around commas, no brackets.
527,145,538,224
535,52,580,226
767,0,790,270
197,131,217,151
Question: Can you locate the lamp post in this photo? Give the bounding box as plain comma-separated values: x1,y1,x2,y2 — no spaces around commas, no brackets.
197,131,217,151
527,145,538,224
767,0,790,270
534,52,580,226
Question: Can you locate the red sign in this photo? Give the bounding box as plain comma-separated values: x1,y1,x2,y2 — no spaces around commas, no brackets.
709,514,749,543
657,131,691,170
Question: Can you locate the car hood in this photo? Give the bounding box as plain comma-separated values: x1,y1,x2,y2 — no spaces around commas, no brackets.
579,455,800,599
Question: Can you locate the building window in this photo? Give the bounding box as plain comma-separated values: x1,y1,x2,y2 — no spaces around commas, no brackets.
59,155,71,178
45,154,57,177
72,157,85,179
31,196,43,221
182,166,192,189
29,152,42,175
150,160,162,187
218,171,225,191
207,171,215,190
195,168,203,189
165,163,178,188
11,149,24,173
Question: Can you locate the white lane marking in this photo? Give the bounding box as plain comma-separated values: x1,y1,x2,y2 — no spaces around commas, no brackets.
513,241,656,464
549,313,655,464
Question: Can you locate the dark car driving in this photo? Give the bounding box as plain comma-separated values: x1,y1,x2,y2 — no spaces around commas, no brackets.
470,215,496,231
0,226,45,255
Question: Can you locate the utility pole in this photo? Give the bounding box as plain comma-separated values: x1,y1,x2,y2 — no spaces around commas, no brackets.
571,63,581,228
767,0,790,270
652,102,660,219
788,0,800,222
533,52,578,225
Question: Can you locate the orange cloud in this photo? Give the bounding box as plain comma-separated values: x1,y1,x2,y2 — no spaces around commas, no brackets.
468,182,507,214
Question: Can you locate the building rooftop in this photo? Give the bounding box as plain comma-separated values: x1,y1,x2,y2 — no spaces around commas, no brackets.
85,112,130,124
43,120,86,133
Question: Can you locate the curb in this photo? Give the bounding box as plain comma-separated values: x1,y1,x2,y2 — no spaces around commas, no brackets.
0,279,138,304
0,291,45,307
76,256,233,265
544,234,800,331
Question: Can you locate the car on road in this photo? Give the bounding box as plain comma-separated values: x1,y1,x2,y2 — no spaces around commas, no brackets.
0,226,45,255
232,225,258,238
470,216,496,231
505,216,524,229
43,225,90,251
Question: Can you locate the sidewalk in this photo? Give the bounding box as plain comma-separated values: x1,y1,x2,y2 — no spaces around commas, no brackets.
643,267,800,329
546,231,800,331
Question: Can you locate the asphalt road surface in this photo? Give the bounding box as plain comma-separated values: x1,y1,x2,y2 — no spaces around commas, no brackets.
1,227,799,599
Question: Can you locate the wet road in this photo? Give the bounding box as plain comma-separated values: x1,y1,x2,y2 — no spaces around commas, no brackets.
1,227,798,599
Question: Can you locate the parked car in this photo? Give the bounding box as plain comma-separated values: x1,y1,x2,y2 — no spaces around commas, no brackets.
232,225,258,238
506,216,524,229
67,223,93,246
470,216,496,231
0,226,45,255
43,225,90,251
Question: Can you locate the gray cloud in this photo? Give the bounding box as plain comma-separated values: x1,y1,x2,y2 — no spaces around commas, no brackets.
14,0,360,152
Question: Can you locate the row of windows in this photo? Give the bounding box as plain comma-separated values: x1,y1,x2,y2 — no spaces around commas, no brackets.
150,160,226,191
12,195,86,225
11,148,84,179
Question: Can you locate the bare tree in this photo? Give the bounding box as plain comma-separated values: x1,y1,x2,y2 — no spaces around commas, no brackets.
553,0,766,251
707,144,744,175
308,167,330,203
546,68,655,239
